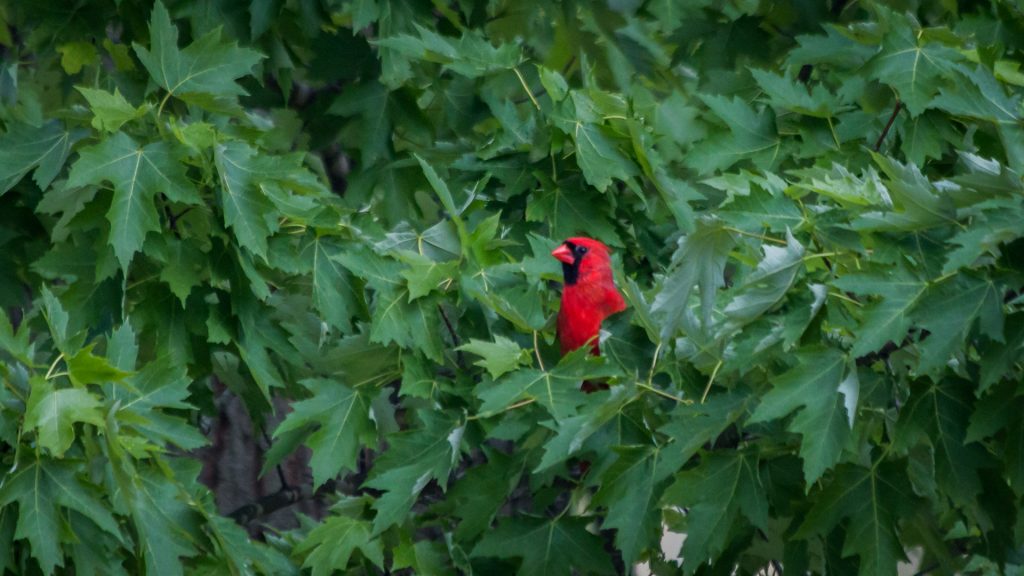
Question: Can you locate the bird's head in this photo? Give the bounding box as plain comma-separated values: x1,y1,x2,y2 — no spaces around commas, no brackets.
551,237,614,286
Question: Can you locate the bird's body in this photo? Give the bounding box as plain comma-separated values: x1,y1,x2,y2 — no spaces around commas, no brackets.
551,237,626,357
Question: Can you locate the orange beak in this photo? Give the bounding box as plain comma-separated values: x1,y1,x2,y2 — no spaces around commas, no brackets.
551,244,574,264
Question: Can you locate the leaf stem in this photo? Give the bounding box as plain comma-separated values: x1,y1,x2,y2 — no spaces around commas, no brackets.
636,382,691,404
722,226,787,245
828,291,863,307
533,330,545,372
3,378,25,403
466,397,536,421
513,67,541,111
700,359,723,404
803,252,839,261
44,353,64,380
646,341,662,386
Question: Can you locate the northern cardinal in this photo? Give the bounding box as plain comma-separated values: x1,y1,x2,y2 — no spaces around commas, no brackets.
551,237,626,379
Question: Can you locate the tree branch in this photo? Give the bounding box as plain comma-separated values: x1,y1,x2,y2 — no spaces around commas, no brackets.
874,99,903,151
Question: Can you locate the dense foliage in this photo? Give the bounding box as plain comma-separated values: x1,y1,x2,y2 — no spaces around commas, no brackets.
1,0,1023,574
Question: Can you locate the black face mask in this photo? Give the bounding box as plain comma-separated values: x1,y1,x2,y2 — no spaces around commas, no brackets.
560,241,589,286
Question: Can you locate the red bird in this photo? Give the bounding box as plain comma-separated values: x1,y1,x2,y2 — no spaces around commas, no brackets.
551,237,626,359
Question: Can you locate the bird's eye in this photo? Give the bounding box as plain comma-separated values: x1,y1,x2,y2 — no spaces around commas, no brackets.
576,245,588,255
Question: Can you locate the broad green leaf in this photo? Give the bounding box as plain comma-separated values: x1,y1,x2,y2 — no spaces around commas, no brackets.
659,391,748,464
25,377,105,457
572,121,637,191
913,274,1003,374
65,344,130,386
273,378,373,489
0,121,83,196
66,132,197,269
116,355,206,450
687,94,782,175
134,1,262,110
724,230,805,327
303,235,359,332
867,18,963,115
366,414,463,533
749,348,854,485
75,86,151,132
0,458,123,576
475,347,619,421
652,217,735,338
536,387,633,471
592,445,687,566
472,516,615,576
663,452,767,572
853,153,957,231
525,186,621,246
796,463,913,576
449,449,523,541
295,516,383,575
752,69,844,118
375,24,521,78
832,265,928,358
214,141,282,259
458,335,530,379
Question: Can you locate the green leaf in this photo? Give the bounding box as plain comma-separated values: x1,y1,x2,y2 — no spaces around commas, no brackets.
687,94,782,175
662,452,767,571
66,132,198,269
0,458,124,576
525,186,621,246
868,19,963,115
724,230,805,327
369,287,446,362
66,344,131,386
134,1,262,110
652,217,735,338
328,81,392,167
273,378,373,489
943,199,1024,273
536,387,633,471
749,348,854,485
75,86,151,132
475,348,618,421
659,391,748,464
458,335,530,379
832,265,928,358
375,24,521,78
913,274,1003,374
572,121,637,191
592,445,687,566
399,253,458,300
796,463,913,576
0,121,83,196
472,516,615,576
366,414,463,533
116,355,206,450
214,141,283,259
449,449,523,541
25,377,105,457
304,235,359,332
752,69,844,118
295,515,383,575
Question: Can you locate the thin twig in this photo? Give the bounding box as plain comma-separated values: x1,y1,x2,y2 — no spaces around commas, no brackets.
438,304,464,367
700,359,723,404
874,99,903,151
466,397,536,421
636,382,691,404
533,330,546,372
722,226,788,245
513,67,541,111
